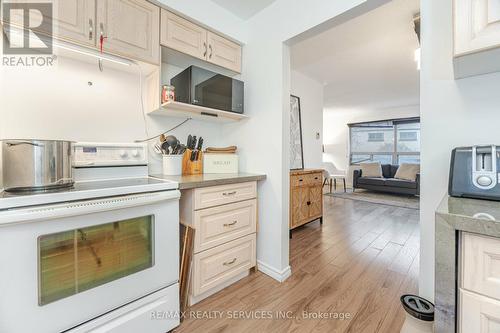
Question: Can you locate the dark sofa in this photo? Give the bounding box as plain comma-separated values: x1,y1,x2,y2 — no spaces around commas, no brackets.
353,164,420,195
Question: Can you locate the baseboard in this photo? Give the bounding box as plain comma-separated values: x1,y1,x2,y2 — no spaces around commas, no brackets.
257,260,292,282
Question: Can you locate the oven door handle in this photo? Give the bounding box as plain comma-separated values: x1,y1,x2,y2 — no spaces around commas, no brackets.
0,190,180,225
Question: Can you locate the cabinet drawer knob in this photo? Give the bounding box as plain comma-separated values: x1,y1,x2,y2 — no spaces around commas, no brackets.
307,201,311,205
223,258,237,266
223,191,237,196
223,221,238,227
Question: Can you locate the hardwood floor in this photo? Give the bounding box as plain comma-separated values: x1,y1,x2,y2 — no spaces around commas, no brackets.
174,195,419,333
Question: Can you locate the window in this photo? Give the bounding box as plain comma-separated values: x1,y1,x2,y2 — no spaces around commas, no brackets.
349,118,420,165
368,132,384,142
399,131,417,141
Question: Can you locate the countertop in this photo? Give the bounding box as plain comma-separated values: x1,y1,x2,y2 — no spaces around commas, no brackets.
150,173,266,190
436,195,500,238
435,195,500,333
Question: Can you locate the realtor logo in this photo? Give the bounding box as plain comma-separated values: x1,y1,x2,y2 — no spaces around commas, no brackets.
2,2,53,54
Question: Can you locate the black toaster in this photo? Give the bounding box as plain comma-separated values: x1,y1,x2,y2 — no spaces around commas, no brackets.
449,145,500,200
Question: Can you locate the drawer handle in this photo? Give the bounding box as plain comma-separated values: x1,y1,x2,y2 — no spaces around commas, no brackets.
223,258,237,266
224,221,238,227
314,177,318,180
223,191,237,196
299,179,303,182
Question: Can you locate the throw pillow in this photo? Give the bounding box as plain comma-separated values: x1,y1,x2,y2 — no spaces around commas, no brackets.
394,163,420,181
360,162,383,178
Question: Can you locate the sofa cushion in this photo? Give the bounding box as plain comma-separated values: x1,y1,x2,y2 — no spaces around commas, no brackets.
360,162,383,178
394,163,420,181
357,177,386,186
381,164,392,178
390,165,399,178
385,178,417,189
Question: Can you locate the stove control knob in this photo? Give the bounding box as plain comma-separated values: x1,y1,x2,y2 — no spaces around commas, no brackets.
119,150,128,158
477,176,493,187
131,150,140,158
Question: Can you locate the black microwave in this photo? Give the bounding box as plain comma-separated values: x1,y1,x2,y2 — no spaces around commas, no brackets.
170,66,244,114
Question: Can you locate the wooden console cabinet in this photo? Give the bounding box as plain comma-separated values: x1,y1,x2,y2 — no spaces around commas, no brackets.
289,169,323,237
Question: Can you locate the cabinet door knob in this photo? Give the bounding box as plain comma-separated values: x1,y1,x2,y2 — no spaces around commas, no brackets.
89,19,93,40
307,201,311,205
209,44,213,59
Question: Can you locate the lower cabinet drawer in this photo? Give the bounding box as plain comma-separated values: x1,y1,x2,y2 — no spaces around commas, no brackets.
194,182,257,209
194,199,257,253
291,175,308,187
459,289,500,333
306,173,323,186
192,233,256,296
462,232,500,301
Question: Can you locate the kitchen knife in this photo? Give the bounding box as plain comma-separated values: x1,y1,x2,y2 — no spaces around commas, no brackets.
187,135,193,151
195,137,203,160
190,136,197,161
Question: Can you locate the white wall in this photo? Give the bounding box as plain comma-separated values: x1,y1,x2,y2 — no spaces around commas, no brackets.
0,54,225,183
220,0,375,279
323,105,419,184
291,70,324,169
420,0,500,300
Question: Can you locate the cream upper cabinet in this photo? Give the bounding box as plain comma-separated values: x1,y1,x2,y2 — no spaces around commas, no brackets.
160,9,207,60
454,0,500,78
97,0,160,64
4,0,96,47
160,9,242,72
53,0,95,47
454,0,500,56
207,31,242,72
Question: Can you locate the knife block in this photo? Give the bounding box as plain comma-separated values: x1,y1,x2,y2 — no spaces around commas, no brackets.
182,149,203,175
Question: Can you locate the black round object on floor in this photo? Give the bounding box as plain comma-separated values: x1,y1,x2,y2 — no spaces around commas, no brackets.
400,294,434,321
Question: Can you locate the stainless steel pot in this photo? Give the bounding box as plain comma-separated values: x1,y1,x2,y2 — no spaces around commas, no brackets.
2,140,74,192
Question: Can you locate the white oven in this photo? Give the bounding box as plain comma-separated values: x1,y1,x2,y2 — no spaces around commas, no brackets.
0,189,180,333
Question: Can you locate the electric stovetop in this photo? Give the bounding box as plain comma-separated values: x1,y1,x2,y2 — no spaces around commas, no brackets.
0,177,179,211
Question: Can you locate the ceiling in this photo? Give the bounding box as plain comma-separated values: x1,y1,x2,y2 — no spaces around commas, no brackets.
211,0,277,20
291,0,420,111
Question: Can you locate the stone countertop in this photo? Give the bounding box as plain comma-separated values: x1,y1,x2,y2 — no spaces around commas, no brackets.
435,196,500,333
436,196,500,238
150,173,266,190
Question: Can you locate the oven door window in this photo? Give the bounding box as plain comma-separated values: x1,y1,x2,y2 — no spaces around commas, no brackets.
38,216,154,306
